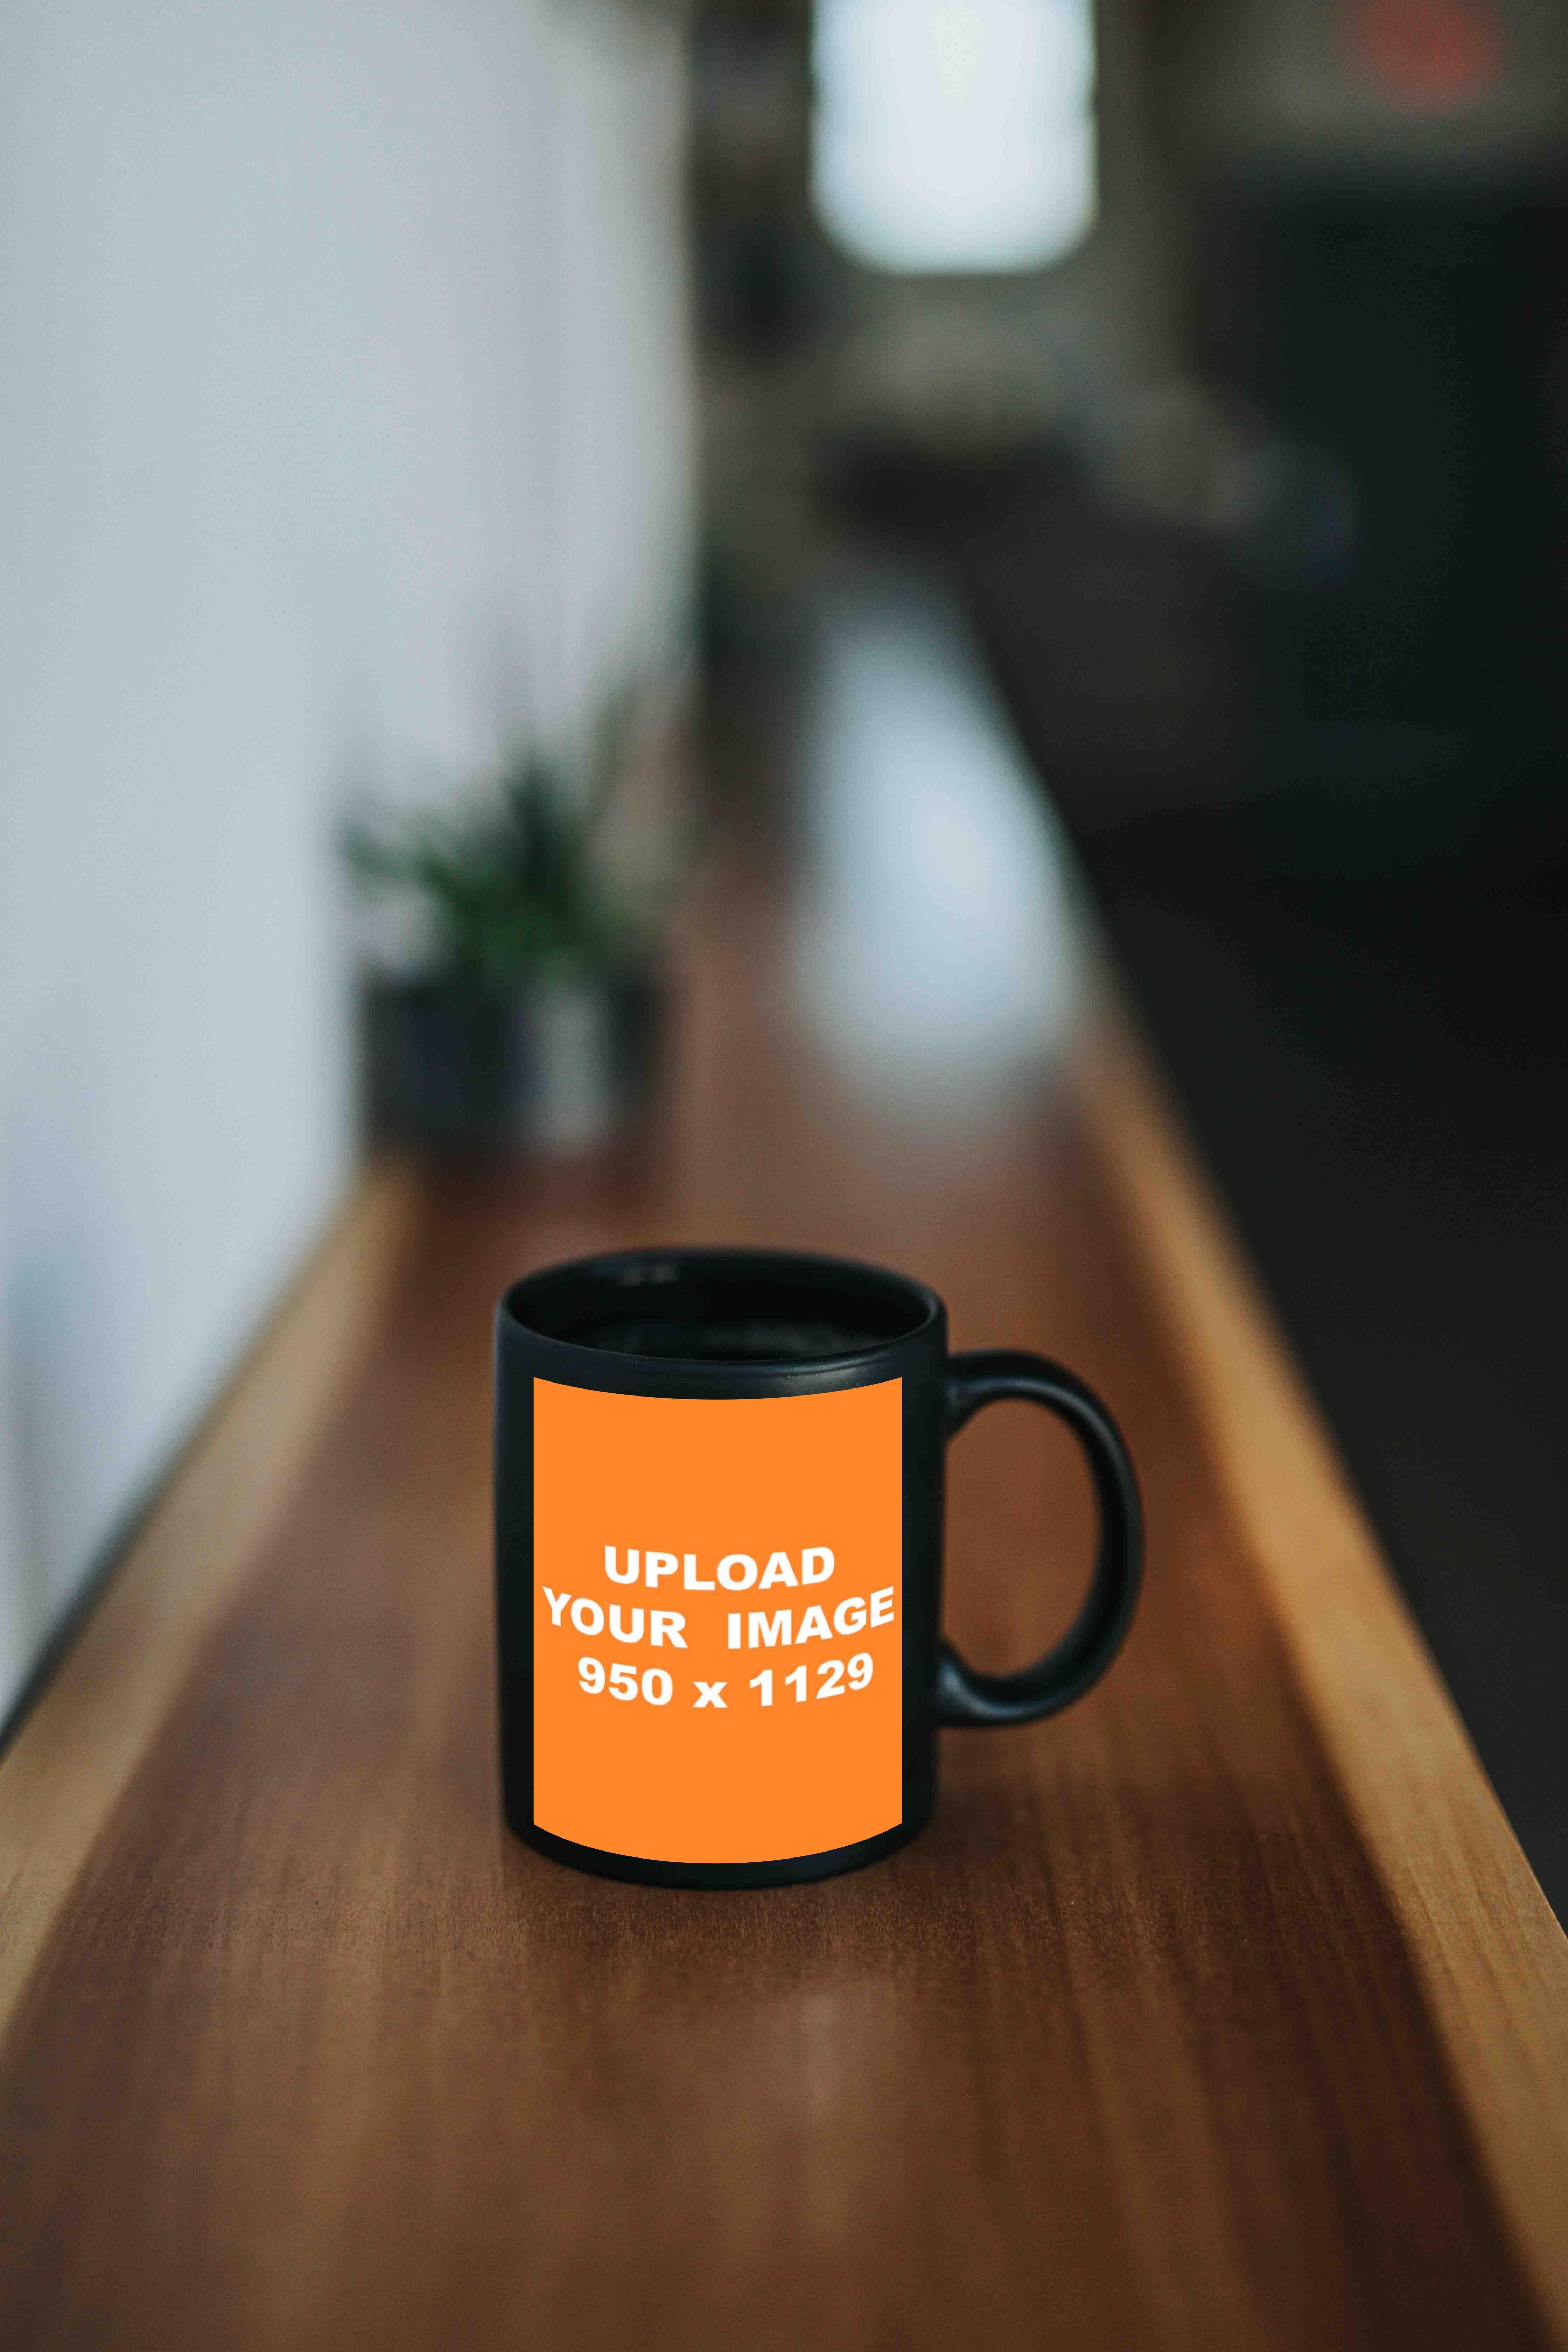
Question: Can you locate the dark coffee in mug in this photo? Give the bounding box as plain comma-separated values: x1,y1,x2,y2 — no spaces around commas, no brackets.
495,1248,1140,1888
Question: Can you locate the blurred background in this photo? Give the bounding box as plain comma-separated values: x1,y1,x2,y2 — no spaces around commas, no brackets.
4,0,1567,1909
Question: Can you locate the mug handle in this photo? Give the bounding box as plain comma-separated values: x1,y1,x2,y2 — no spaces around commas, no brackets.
935,1350,1143,1727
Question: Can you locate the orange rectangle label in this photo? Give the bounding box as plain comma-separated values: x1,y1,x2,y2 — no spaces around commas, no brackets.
532,1377,903,1863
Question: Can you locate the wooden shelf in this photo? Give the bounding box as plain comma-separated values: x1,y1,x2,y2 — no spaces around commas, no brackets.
3,877,1566,2350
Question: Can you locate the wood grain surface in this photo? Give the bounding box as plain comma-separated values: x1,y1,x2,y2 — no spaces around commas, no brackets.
2,880,1566,2352
0,1163,418,2035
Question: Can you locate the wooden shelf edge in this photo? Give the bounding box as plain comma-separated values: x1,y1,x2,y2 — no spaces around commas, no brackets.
1076,1016,1568,2350
0,1159,422,2039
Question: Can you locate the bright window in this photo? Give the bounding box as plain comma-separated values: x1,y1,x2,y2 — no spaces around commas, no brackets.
811,0,1096,273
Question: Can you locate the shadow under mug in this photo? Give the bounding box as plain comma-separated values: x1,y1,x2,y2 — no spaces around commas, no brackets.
495,1246,1142,1888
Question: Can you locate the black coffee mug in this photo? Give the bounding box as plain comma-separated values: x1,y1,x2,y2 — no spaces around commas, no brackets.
496,1247,1141,1888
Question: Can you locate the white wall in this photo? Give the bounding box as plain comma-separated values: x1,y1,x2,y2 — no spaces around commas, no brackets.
0,0,693,1719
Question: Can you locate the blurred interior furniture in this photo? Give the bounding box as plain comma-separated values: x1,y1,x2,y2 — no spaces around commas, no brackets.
905,172,1568,1916
791,155,1568,1922
4,789,1566,2349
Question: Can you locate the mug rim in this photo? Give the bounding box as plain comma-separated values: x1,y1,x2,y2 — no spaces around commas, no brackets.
499,1244,943,1374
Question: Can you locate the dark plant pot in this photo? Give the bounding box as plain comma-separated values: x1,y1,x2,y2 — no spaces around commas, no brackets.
361,969,660,1154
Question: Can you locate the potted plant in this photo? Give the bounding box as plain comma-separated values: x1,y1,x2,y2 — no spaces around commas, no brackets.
346,716,681,1153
